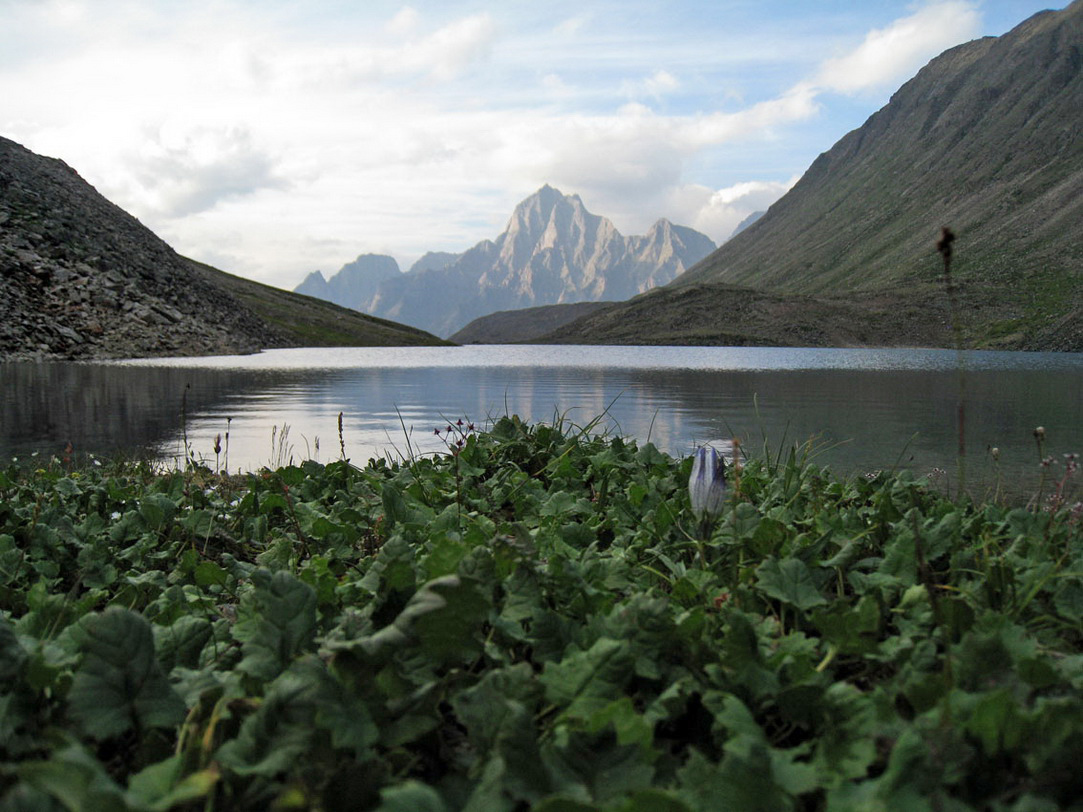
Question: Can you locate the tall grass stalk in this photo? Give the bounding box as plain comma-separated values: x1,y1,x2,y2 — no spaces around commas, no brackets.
937,226,967,498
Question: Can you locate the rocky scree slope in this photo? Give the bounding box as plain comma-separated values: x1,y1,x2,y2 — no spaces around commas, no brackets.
299,185,717,338
563,2,1083,350
0,136,443,360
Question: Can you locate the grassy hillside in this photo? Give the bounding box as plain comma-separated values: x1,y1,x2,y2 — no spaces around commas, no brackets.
449,301,614,344
540,279,1022,348
190,260,450,348
551,3,1082,351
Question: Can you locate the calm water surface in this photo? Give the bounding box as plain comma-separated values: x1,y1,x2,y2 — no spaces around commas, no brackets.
3,345,1081,497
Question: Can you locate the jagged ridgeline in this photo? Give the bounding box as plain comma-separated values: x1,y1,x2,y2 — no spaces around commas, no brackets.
296,185,717,338
0,136,446,360
547,2,1083,351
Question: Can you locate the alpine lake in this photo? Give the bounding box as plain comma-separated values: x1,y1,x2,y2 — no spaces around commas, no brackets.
3,344,1082,501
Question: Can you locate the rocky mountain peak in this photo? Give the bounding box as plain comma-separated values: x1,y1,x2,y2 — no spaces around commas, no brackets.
297,186,714,337
643,219,675,244
504,186,597,252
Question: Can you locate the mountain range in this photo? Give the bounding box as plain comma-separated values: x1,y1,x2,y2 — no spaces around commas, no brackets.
3,2,1079,357
295,185,717,337
544,1,1082,351
0,136,444,360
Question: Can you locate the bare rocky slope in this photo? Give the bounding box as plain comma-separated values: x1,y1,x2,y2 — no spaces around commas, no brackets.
0,136,444,360
550,2,1083,351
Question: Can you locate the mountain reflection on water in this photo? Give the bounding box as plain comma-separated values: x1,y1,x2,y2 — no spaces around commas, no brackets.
3,346,1081,499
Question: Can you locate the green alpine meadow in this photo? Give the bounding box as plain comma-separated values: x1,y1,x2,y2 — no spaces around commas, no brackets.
2,416,1082,810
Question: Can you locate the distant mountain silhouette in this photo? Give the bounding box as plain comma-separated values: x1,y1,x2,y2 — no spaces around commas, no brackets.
729,211,763,239
296,185,716,337
295,254,401,311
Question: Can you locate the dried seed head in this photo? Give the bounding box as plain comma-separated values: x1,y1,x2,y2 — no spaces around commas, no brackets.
936,226,955,260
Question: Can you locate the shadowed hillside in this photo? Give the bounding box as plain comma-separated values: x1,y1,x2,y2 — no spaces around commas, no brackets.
0,136,446,360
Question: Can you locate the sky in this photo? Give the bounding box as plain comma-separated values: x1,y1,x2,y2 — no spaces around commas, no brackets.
0,0,1068,290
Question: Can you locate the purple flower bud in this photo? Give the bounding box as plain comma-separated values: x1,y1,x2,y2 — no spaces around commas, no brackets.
689,446,726,519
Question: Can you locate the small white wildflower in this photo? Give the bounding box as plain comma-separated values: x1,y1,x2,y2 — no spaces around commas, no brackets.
110,511,121,520
689,446,727,520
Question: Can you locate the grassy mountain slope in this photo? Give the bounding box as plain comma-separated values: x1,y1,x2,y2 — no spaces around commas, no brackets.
189,260,449,348
540,278,1020,347
555,3,1083,351
449,301,614,344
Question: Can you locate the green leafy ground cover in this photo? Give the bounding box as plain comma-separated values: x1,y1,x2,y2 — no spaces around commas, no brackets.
1,417,1082,811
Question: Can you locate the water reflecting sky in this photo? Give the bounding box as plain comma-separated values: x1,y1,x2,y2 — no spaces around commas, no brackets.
3,345,1081,498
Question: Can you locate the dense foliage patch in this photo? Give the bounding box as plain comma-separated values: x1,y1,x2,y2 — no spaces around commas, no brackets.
1,417,1081,810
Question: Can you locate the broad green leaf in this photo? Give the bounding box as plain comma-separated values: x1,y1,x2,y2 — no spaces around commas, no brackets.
542,727,653,804
215,679,317,777
541,638,633,719
810,682,877,784
452,663,539,751
68,607,185,739
54,477,83,498
126,755,219,811
1054,578,1083,622
376,781,447,812
348,575,489,667
234,569,317,683
587,698,653,752
615,790,693,811
541,491,584,518
154,615,214,673
812,594,880,654
218,656,376,776
756,557,827,610
17,741,127,812
381,484,409,529
676,747,794,812
0,614,26,682
532,799,597,812
960,688,1023,755
138,493,178,531
193,560,229,589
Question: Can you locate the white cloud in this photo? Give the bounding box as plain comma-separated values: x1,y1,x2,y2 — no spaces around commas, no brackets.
622,69,681,101
386,7,421,36
128,124,287,217
815,1,982,93
554,15,591,37
682,179,799,242
403,14,498,81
